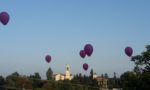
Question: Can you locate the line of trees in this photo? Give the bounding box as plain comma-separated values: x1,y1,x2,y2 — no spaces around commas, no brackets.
0,69,120,90
0,70,99,90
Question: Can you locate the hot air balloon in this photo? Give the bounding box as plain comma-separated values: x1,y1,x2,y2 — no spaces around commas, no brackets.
0,12,10,25
83,63,88,71
45,55,51,63
125,46,133,57
80,50,86,58
84,44,93,56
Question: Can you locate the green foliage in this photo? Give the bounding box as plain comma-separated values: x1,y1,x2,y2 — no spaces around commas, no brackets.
120,71,150,90
1,71,100,90
122,45,150,90
101,74,104,78
46,67,53,80
120,71,138,90
71,70,98,88
5,72,20,87
137,72,150,90
108,72,121,88
131,45,150,72
104,73,108,79
42,81,53,90
90,69,93,80
12,72,19,76
29,72,42,89
30,72,41,80
59,82,72,90
0,76,4,85
5,72,33,89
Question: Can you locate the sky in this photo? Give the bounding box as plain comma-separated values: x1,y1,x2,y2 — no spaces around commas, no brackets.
0,0,150,79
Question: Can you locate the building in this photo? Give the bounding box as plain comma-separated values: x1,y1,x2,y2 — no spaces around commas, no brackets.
54,64,73,81
96,76,108,89
93,73,97,79
54,73,65,81
92,73,108,89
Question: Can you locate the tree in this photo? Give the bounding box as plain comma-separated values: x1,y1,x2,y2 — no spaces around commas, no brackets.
83,75,89,85
46,67,53,80
130,45,150,89
89,69,98,86
34,72,41,80
90,69,93,79
113,72,116,79
79,73,83,83
108,78,115,89
104,73,108,79
89,69,94,86
107,72,120,89
42,81,53,90
101,74,104,78
120,71,139,90
0,76,5,90
0,76,5,85
139,72,150,89
71,74,79,84
12,72,19,76
29,72,41,89
131,45,150,72
5,72,20,87
133,65,142,73
5,72,33,89
120,45,150,90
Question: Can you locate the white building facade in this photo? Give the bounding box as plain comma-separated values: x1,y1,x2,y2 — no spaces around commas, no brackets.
54,64,73,81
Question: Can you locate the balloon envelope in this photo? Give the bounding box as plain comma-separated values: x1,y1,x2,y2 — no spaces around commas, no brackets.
125,47,133,57
84,44,93,56
80,50,86,58
0,12,10,25
45,55,51,63
83,63,88,71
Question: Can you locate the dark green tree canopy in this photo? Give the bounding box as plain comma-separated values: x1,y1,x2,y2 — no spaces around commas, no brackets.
46,67,53,80
12,72,20,76
104,73,108,79
0,76,5,85
120,45,150,90
131,45,150,72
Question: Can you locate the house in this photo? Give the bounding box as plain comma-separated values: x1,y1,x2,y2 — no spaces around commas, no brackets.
93,73,108,89
96,76,108,88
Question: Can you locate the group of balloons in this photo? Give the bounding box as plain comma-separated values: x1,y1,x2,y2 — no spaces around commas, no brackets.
44,44,94,72
80,45,132,71
0,10,133,73
44,45,132,71
80,44,93,71
80,45,133,71
0,11,10,25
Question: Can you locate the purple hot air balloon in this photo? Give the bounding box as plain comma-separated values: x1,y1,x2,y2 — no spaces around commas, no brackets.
84,44,93,56
45,55,51,63
125,46,133,57
83,63,88,71
0,12,10,25
80,50,86,58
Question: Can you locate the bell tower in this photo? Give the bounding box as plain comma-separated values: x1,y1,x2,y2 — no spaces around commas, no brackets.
65,64,71,80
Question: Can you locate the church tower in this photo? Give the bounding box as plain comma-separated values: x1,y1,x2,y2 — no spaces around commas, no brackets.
65,64,71,80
